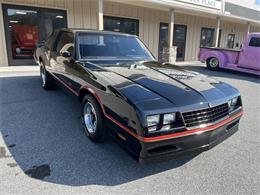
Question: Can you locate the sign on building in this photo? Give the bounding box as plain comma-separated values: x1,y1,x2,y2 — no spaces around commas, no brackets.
164,0,222,10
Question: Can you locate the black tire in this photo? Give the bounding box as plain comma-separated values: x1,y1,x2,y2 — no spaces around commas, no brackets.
206,57,219,71
81,95,108,142
40,62,56,90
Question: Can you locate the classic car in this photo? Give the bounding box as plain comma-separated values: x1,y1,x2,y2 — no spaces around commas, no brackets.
199,33,260,76
34,28,243,163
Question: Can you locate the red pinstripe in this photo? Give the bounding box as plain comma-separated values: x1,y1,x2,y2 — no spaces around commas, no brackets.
49,71,243,143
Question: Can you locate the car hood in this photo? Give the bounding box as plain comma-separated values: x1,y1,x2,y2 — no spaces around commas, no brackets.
86,61,239,112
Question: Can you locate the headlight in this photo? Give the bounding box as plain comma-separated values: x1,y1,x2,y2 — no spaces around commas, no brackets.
228,96,239,112
163,113,176,125
147,115,160,127
147,113,180,133
147,115,160,133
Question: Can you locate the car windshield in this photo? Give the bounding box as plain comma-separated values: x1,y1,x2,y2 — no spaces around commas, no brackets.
77,32,154,61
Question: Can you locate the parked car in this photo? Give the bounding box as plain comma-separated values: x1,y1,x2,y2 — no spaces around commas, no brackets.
199,33,260,76
34,28,243,163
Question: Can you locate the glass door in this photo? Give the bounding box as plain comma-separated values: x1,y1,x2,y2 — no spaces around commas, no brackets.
158,23,168,62
2,4,67,66
158,23,187,62
173,25,187,61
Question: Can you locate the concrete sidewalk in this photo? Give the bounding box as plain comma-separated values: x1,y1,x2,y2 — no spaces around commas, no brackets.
0,66,39,73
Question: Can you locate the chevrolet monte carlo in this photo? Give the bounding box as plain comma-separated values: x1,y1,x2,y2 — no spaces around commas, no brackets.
34,29,243,163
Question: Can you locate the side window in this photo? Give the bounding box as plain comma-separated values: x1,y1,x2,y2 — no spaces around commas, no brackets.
45,31,58,50
55,32,74,54
249,37,260,47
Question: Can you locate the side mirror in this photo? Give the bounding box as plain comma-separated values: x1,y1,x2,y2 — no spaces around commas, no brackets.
61,51,71,58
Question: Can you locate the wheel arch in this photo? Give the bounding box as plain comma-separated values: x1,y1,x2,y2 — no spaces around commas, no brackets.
204,51,227,67
78,87,105,114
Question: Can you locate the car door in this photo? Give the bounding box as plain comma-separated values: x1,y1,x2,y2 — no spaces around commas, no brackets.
51,31,75,87
43,31,59,72
238,36,260,70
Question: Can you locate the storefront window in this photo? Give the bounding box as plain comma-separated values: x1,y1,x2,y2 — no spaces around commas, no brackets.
227,34,235,48
7,8,38,60
104,16,139,35
200,28,215,47
3,4,67,65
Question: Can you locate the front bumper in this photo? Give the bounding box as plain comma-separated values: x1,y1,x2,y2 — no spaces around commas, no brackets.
139,115,241,164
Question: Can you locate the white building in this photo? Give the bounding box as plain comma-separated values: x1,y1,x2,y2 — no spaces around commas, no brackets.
0,0,259,66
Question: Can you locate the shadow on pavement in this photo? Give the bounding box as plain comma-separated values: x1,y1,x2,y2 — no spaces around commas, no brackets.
0,75,198,186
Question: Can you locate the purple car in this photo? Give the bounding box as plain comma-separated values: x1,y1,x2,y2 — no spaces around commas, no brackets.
199,33,260,76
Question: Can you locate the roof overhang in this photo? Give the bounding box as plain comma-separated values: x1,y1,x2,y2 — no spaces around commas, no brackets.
106,0,260,27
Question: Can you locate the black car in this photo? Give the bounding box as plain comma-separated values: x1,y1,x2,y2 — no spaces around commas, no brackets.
34,28,243,163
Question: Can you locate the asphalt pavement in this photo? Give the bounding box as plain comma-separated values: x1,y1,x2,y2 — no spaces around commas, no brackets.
0,64,259,195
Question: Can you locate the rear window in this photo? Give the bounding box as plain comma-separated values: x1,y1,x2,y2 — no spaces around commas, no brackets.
249,37,260,47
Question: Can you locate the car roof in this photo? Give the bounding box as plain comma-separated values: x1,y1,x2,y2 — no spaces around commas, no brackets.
59,28,137,37
249,32,260,37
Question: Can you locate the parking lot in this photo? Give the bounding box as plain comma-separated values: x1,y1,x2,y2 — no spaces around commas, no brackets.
0,64,260,194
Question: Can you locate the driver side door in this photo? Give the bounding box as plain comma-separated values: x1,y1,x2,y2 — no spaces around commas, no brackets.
52,31,76,91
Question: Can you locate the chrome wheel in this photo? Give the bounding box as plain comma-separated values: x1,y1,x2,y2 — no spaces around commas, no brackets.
83,102,97,134
209,57,219,68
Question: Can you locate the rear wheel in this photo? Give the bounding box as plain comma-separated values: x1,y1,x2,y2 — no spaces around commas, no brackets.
207,57,219,70
40,62,56,90
81,95,108,142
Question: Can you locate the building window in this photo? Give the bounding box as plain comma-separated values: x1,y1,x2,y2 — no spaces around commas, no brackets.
2,4,67,66
200,28,215,47
227,34,235,48
104,16,139,36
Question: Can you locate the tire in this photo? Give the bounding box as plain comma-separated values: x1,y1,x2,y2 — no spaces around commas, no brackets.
206,57,219,70
40,62,56,90
81,95,108,142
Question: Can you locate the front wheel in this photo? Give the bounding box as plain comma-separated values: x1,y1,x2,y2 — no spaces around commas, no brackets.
40,62,56,90
206,57,219,70
81,95,108,142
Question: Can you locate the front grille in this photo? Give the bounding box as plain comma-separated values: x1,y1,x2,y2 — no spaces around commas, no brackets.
182,103,229,128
